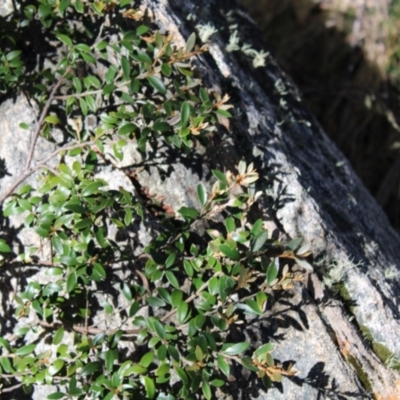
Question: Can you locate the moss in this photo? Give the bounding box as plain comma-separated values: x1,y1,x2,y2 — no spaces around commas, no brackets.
346,354,373,393
359,324,400,372
359,324,374,342
335,282,356,314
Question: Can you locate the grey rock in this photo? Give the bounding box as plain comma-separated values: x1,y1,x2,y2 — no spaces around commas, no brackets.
1,0,400,398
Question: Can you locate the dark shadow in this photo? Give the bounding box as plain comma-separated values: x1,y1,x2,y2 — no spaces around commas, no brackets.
238,0,400,233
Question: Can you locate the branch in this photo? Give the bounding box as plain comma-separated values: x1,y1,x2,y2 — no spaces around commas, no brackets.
25,67,71,169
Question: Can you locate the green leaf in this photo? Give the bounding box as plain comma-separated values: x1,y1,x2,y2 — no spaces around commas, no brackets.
132,51,152,65
244,299,263,315
219,244,240,260
118,122,136,136
208,276,219,295
95,227,108,248
66,272,77,293
86,95,96,112
129,301,139,317
202,381,211,400
194,314,206,329
136,25,149,35
157,288,172,305
168,345,180,362
163,253,175,269
75,43,91,53
56,33,73,47
140,352,154,368
153,319,165,339
44,115,60,125
287,237,302,251
73,77,82,93
52,328,64,345
166,271,180,289
177,302,189,324
186,32,196,52
140,376,156,399
80,361,101,376
74,218,92,230
254,343,274,356
251,230,269,253
267,262,278,285
0,240,11,253
47,392,66,399
93,263,106,279
225,217,235,233
153,120,170,132
79,97,88,116
34,226,50,239
222,342,249,356
197,183,207,206
181,101,190,126
178,207,199,219
199,87,209,103
147,297,166,307
15,344,36,356
0,357,14,373
195,345,204,361
6,50,22,61
171,289,183,307
147,75,166,95
251,219,263,236
215,108,232,117
74,0,83,12
0,338,11,351
105,349,116,372
161,63,172,76
175,367,189,385
121,55,131,80
212,169,228,186
64,202,86,214
183,259,194,277
210,379,225,387
121,283,132,301
47,267,63,277
48,359,64,376
19,122,30,130
81,181,105,196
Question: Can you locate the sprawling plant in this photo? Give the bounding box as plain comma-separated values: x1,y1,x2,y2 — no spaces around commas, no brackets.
0,1,308,398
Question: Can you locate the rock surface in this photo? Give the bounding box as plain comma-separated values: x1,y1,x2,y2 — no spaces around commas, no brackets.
1,0,400,399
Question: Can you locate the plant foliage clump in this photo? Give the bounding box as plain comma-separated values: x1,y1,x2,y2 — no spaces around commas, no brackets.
0,1,306,398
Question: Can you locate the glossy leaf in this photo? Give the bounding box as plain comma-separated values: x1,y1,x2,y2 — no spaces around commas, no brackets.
80,361,101,376
177,302,189,324
219,244,240,260
196,183,207,206
147,75,166,94
48,359,64,376
140,376,156,399
179,207,199,219
15,344,36,356
181,101,190,126
212,169,228,186
222,342,249,356
251,230,269,253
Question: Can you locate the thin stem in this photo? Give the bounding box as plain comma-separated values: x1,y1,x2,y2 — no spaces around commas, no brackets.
25,67,71,169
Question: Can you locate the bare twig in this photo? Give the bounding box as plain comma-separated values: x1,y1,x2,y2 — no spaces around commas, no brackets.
0,382,24,393
25,67,71,170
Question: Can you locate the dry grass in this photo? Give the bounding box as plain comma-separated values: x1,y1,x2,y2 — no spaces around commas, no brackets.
240,0,400,231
